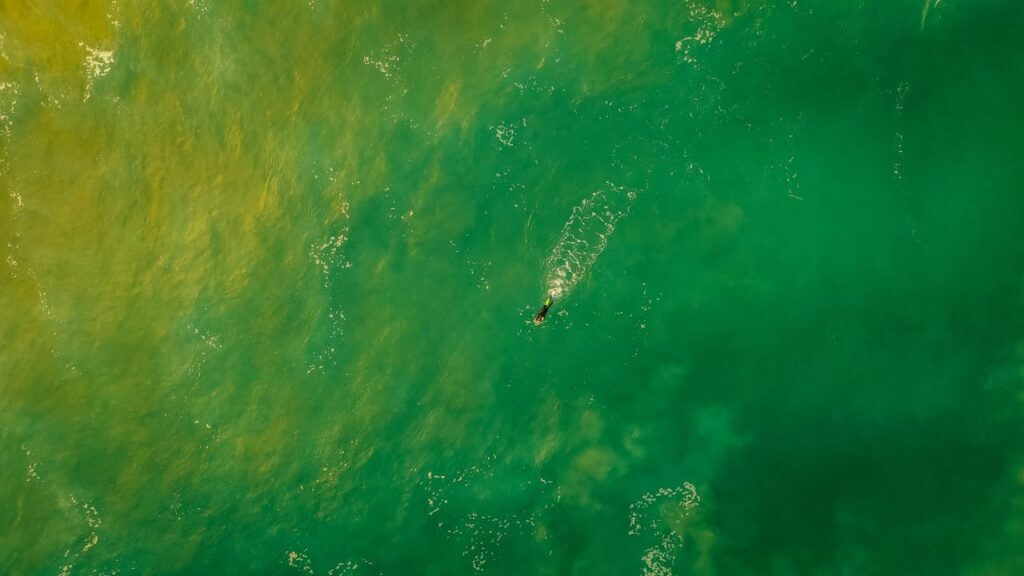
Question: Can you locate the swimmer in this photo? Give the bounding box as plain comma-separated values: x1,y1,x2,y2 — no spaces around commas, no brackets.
533,295,554,325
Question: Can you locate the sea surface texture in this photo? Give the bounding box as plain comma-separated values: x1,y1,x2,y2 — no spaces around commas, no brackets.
2,1,1024,574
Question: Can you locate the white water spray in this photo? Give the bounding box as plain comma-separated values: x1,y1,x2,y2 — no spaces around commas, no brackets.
544,184,636,299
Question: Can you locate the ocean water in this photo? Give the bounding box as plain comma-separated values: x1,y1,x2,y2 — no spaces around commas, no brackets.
2,1,1023,574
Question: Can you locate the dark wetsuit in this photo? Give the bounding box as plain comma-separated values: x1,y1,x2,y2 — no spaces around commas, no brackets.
534,296,553,324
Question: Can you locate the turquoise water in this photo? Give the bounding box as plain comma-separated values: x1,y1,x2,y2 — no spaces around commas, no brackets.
2,1,1023,574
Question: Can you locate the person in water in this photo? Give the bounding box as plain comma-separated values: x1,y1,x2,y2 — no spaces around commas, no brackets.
534,295,554,325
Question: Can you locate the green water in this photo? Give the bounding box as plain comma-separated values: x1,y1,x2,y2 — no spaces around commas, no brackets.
2,1,1023,574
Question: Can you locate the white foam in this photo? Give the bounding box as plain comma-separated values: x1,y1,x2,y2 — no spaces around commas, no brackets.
107,0,121,29
421,458,559,573
285,550,380,575
327,560,381,575
674,3,724,65
310,181,352,285
83,47,114,79
544,184,635,299
286,550,314,574
493,119,525,148
921,0,942,30
363,34,410,79
81,44,114,101
307,175,353,374
628,483,701,575
56,494,103,569
0,80,20,137
893,82,910,180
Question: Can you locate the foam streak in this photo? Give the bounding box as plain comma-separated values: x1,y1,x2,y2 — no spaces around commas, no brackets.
544,184,635,299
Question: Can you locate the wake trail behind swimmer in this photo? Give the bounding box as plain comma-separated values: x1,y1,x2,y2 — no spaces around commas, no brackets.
533,184,635,325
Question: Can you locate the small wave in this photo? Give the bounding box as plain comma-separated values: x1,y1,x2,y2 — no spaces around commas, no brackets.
543,184,635,300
